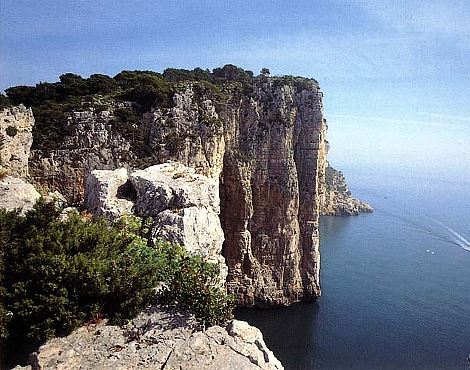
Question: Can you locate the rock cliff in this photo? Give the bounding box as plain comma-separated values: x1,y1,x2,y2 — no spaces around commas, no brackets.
12,68,375,308
219,80,327,306
30,108,134,201
27,76,327,307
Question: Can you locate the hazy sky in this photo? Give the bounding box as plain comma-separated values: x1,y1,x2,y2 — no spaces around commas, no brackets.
1,0,469,176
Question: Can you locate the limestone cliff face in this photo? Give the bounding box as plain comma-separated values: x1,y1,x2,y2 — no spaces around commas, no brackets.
0,105,34,177
219,80,326,305
30,108,134,202
28,76,327,306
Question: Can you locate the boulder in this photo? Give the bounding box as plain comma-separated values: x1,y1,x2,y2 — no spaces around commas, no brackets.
85,168,134,219
130,163,226,282
0,176,40,214
130,163,219,216
84,163,227,282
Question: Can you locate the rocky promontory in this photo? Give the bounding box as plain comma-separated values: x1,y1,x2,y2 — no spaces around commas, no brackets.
24,69,328,307
321,166,373,216
13,306,283,370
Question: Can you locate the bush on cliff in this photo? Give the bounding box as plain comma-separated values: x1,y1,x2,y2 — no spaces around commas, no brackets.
0,201,234,365
3,65,255,150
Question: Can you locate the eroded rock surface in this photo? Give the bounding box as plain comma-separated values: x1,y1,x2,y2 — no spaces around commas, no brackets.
85,168,134,219
30,108,134,203
13,307,283,370
0,176,40,214
0,105,34,177
220,81,327,306
84,163,227,281
321,166,373,216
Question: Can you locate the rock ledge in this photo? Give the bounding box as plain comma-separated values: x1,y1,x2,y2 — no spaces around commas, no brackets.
13,306,283,370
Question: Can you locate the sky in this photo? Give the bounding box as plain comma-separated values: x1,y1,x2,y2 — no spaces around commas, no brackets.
1,0,469,178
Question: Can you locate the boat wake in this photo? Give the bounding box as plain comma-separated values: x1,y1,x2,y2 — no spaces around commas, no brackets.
379,209,470,253
424,216,470,252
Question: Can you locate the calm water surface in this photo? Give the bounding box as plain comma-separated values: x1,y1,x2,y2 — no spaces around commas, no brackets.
237,170,470,370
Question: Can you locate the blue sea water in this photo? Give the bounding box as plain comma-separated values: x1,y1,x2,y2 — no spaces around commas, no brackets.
237,168,470,370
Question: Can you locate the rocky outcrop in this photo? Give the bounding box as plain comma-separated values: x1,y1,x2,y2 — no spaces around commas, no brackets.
321,166,373,216
0,175,40,214
131,163,224,263
85,163,227,281
141,85,225,179
29,76,328,306
13,306,283,370
0,105,34,177
85,168,134,219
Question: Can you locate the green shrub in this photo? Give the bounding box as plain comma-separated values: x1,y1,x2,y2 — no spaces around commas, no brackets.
0,200,233,366
114,71,172,111
0,94,10,109
3,65,257,151
163,67,213,83
160,250,234,327
87,74,119,95
212,64,253,83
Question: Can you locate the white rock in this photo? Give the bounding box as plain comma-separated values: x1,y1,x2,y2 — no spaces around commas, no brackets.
14,307,284,370
44,191,68,208
130,163,226,282
0,176,40,214
85,168,134,219
0,105,34,177
130,162,219,216
84,162,227,283
59,207,79,221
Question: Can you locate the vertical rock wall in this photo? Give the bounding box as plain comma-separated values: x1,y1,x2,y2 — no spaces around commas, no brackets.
220,80,326,306
30,109,134,202
27,76,328,307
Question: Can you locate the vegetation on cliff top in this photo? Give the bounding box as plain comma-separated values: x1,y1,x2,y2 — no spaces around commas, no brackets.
0,200,234,366
2,65,317,151
2,65,255,150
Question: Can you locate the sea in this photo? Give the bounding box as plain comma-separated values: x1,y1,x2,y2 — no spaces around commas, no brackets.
237,120,470,369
